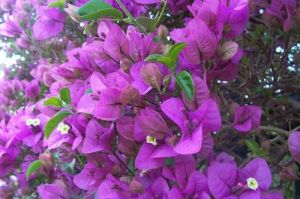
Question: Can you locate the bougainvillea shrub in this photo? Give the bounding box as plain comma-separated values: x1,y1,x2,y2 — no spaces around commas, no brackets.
0,0,299,198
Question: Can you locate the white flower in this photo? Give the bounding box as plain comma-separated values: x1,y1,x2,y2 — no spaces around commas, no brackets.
31,118,41,126
247,177,259,190
26,119,33,126
57,122,70,135
26,118,40,126
146,135,157,146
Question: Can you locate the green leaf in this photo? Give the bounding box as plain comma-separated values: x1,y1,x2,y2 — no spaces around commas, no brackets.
169,42,186,61
77,0,123,21
256,149,268,157
48,0,65,9
83,21,95,35
168,42,186,70
78,0,112,15
26,160,42,180
145,54,172,68
39,84,49,98
245,140,259,154
164,158,174,167
43,97,63,108
145,42,186,71
128,158,135,175
44,110,72,138
176,70,195,100
59,87,71,104
80,8,123,20
245,140,268,157
136,16,156,32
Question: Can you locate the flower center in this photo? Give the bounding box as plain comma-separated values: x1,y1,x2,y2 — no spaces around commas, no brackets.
26,118,40,126
146,136,157,146
247,177,259,190
57,122,70,135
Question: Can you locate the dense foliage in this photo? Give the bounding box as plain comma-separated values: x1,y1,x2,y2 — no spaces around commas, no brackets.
0,0,299,198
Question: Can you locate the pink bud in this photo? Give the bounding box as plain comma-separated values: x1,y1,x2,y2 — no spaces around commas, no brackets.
140,63,163,91
120,58,132,73
279,165,299,181
129,180,144,193
120,86,142,105
39,152,55,168
117,137,137,156
64,4,81,23
157,25,169,39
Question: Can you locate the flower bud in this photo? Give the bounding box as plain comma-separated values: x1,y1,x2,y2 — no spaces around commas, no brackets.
136,108,169,140
229,102,239,116
117,137,137,156
279,165,299,181
157,25,169,39
65,4,81,23
163,74,171,88
129,180,144,193
120,86,141,105
111,165,123,176
140,63,163,91
166,135,178,146
16,35,30,49
120,58,132,73
39,152,55,168
163,44,171,55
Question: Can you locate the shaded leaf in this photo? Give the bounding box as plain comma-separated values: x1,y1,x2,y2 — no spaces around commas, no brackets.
176,71,195,100
245,140,259,154
136,16,156,32
245,140,268,157
26,160,42,180
169,42,186,62
165,158,174,167
59,87,71,104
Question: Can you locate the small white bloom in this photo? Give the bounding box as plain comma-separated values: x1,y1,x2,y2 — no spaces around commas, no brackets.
57,123,70,135
26,119,33,126
31,118,41,126
57,122,64,131
26,118,41,126
146,136,157,146
9,175,18,186
247,177,259,190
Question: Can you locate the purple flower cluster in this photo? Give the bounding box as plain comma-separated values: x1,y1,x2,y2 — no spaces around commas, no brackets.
0,0,298,198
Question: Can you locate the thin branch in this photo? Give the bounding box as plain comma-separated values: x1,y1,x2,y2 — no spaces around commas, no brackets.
115,0,147,34
258,125,290,137
112,151,135,176
222,124,290,136
154,0,168,28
